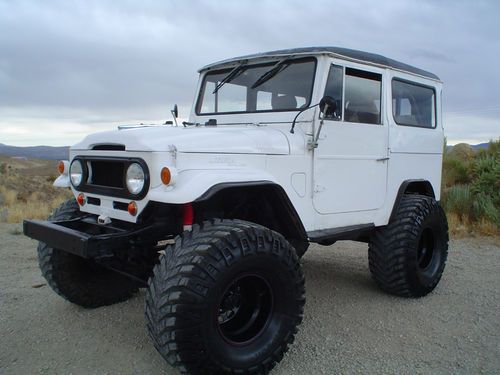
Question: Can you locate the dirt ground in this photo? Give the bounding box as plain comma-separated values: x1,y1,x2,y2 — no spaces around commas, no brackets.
0,223,499,374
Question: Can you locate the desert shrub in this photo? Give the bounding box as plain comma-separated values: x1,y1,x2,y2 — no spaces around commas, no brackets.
470,154,500,202
442,185,473,215
0,186,17,206
447,143,474,161
477,139,500,158
442,157,471,187
442,139,499,235
472,194,499,225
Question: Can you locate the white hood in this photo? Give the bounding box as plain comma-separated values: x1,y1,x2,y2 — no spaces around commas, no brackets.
72,125,290,155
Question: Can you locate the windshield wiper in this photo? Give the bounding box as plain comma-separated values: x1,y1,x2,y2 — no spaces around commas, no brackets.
251,58,291,89
212,63,246,94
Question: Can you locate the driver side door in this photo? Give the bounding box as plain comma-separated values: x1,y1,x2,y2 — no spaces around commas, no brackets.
312,63,388,215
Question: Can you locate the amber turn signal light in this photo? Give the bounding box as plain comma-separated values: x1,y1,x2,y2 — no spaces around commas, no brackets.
57,161,65,174
76,193,85,206
128,201,138,216
161,167,171,185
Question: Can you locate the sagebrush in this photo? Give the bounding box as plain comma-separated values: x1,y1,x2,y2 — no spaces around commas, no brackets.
441,139,499,235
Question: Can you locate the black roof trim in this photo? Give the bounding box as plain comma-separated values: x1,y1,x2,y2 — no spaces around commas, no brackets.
200,46,440,81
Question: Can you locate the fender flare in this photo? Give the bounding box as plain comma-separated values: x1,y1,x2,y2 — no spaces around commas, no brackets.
194,180,308,243
389,179,436,222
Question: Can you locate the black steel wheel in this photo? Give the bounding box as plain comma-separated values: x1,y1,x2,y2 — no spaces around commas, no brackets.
145,219,305,375
217,273,273,345
369,194,449,297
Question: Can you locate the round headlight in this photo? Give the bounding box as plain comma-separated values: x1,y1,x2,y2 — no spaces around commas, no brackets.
70,160,83,187
126,163,145,195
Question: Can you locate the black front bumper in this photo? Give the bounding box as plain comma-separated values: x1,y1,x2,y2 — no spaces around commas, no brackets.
23,217,163,259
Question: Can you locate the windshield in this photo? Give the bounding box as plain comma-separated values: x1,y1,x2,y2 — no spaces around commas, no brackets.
196,57,316,115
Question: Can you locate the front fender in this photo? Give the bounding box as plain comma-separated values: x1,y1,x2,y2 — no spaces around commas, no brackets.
147,169,277,204
53,174,70,188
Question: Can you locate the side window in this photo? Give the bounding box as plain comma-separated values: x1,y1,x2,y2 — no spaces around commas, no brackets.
392,79,436,128
344,68,382,124
323,65,343,120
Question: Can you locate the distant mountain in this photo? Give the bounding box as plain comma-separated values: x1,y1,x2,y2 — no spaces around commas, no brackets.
0,143,69,160
470,142,490,151
446,142,490,153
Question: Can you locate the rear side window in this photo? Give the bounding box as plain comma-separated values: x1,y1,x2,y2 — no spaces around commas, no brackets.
392,79,436,128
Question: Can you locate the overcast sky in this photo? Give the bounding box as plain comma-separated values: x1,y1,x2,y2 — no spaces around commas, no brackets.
1,0,499,146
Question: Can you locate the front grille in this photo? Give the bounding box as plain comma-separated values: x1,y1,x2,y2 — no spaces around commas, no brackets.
89,160,125,188
72,156,149,200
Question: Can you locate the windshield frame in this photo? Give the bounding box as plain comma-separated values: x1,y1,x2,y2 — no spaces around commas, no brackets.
195,56,317,116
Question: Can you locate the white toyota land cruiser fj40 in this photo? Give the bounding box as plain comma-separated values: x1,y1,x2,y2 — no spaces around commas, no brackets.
24,47,449,375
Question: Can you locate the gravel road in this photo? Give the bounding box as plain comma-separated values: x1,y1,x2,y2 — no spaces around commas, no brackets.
1,223,499,374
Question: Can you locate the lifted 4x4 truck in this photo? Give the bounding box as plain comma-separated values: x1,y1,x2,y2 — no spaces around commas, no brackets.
24,47,448,374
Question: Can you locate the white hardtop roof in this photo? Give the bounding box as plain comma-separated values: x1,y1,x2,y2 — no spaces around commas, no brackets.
199,46,441,82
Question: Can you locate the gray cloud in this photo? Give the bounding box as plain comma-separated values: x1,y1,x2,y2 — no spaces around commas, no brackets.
0,0,499,146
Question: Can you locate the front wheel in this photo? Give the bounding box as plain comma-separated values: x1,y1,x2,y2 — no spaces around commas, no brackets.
368,194,449,297
38,199,138,308
145,219,305,375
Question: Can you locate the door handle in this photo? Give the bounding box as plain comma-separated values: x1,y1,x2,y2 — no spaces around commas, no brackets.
376,157,390,162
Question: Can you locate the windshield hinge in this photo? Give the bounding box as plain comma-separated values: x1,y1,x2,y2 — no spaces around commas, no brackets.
307,139,318,150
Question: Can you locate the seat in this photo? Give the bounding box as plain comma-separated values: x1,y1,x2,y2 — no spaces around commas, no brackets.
345,99,379,124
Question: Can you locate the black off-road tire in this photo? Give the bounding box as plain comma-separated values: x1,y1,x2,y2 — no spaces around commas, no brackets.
145,219,305,375
369,194,449,297
37,199,138,308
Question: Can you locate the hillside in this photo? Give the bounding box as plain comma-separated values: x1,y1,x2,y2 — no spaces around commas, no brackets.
0,143,69,160
445,142,490,153
0,156,72,222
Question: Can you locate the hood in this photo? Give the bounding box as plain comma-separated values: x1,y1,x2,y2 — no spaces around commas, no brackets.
72,125,290,155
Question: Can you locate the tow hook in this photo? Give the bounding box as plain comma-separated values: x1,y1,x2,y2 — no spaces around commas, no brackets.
97,215,112,225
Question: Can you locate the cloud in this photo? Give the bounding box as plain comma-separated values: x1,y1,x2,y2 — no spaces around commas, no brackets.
0,0,499,146
444,113,500,145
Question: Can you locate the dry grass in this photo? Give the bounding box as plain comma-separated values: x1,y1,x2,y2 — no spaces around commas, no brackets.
447,212,499,237
0,157,72,223
447,213,470,237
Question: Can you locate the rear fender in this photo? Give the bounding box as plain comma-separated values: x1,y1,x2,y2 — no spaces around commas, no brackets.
389,179,436,222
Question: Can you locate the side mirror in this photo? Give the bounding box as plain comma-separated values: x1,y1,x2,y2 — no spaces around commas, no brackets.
319,96,337,117
289,95,337,134
168,104,179,126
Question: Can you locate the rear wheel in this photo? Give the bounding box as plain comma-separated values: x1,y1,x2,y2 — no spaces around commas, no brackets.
38,199,138,308
368,194,449,297
146,219,305,375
